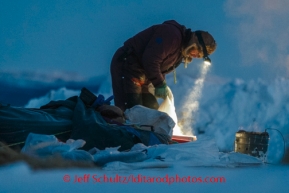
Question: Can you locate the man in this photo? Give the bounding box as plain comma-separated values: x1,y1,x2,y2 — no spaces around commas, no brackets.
110,20,216,111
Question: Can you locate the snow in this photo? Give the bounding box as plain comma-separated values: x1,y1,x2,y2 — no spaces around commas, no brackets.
24,87,80,108
1,162,289,193
1,75,289,192
169,76,289,164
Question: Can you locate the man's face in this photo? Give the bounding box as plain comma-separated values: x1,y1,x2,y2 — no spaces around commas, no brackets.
189,49,201,58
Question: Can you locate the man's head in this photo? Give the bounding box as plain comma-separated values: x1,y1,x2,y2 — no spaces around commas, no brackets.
182,31,216,63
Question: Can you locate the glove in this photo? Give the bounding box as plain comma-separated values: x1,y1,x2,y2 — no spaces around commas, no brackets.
154,81,169,99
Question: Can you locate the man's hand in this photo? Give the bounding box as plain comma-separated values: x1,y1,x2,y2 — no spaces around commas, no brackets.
155,81,169,99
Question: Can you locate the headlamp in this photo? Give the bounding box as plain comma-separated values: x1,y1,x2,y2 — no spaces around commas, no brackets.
195,31,211,65
204,56,211,65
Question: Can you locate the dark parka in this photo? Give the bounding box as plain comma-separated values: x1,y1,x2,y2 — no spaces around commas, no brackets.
110,20,190,111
